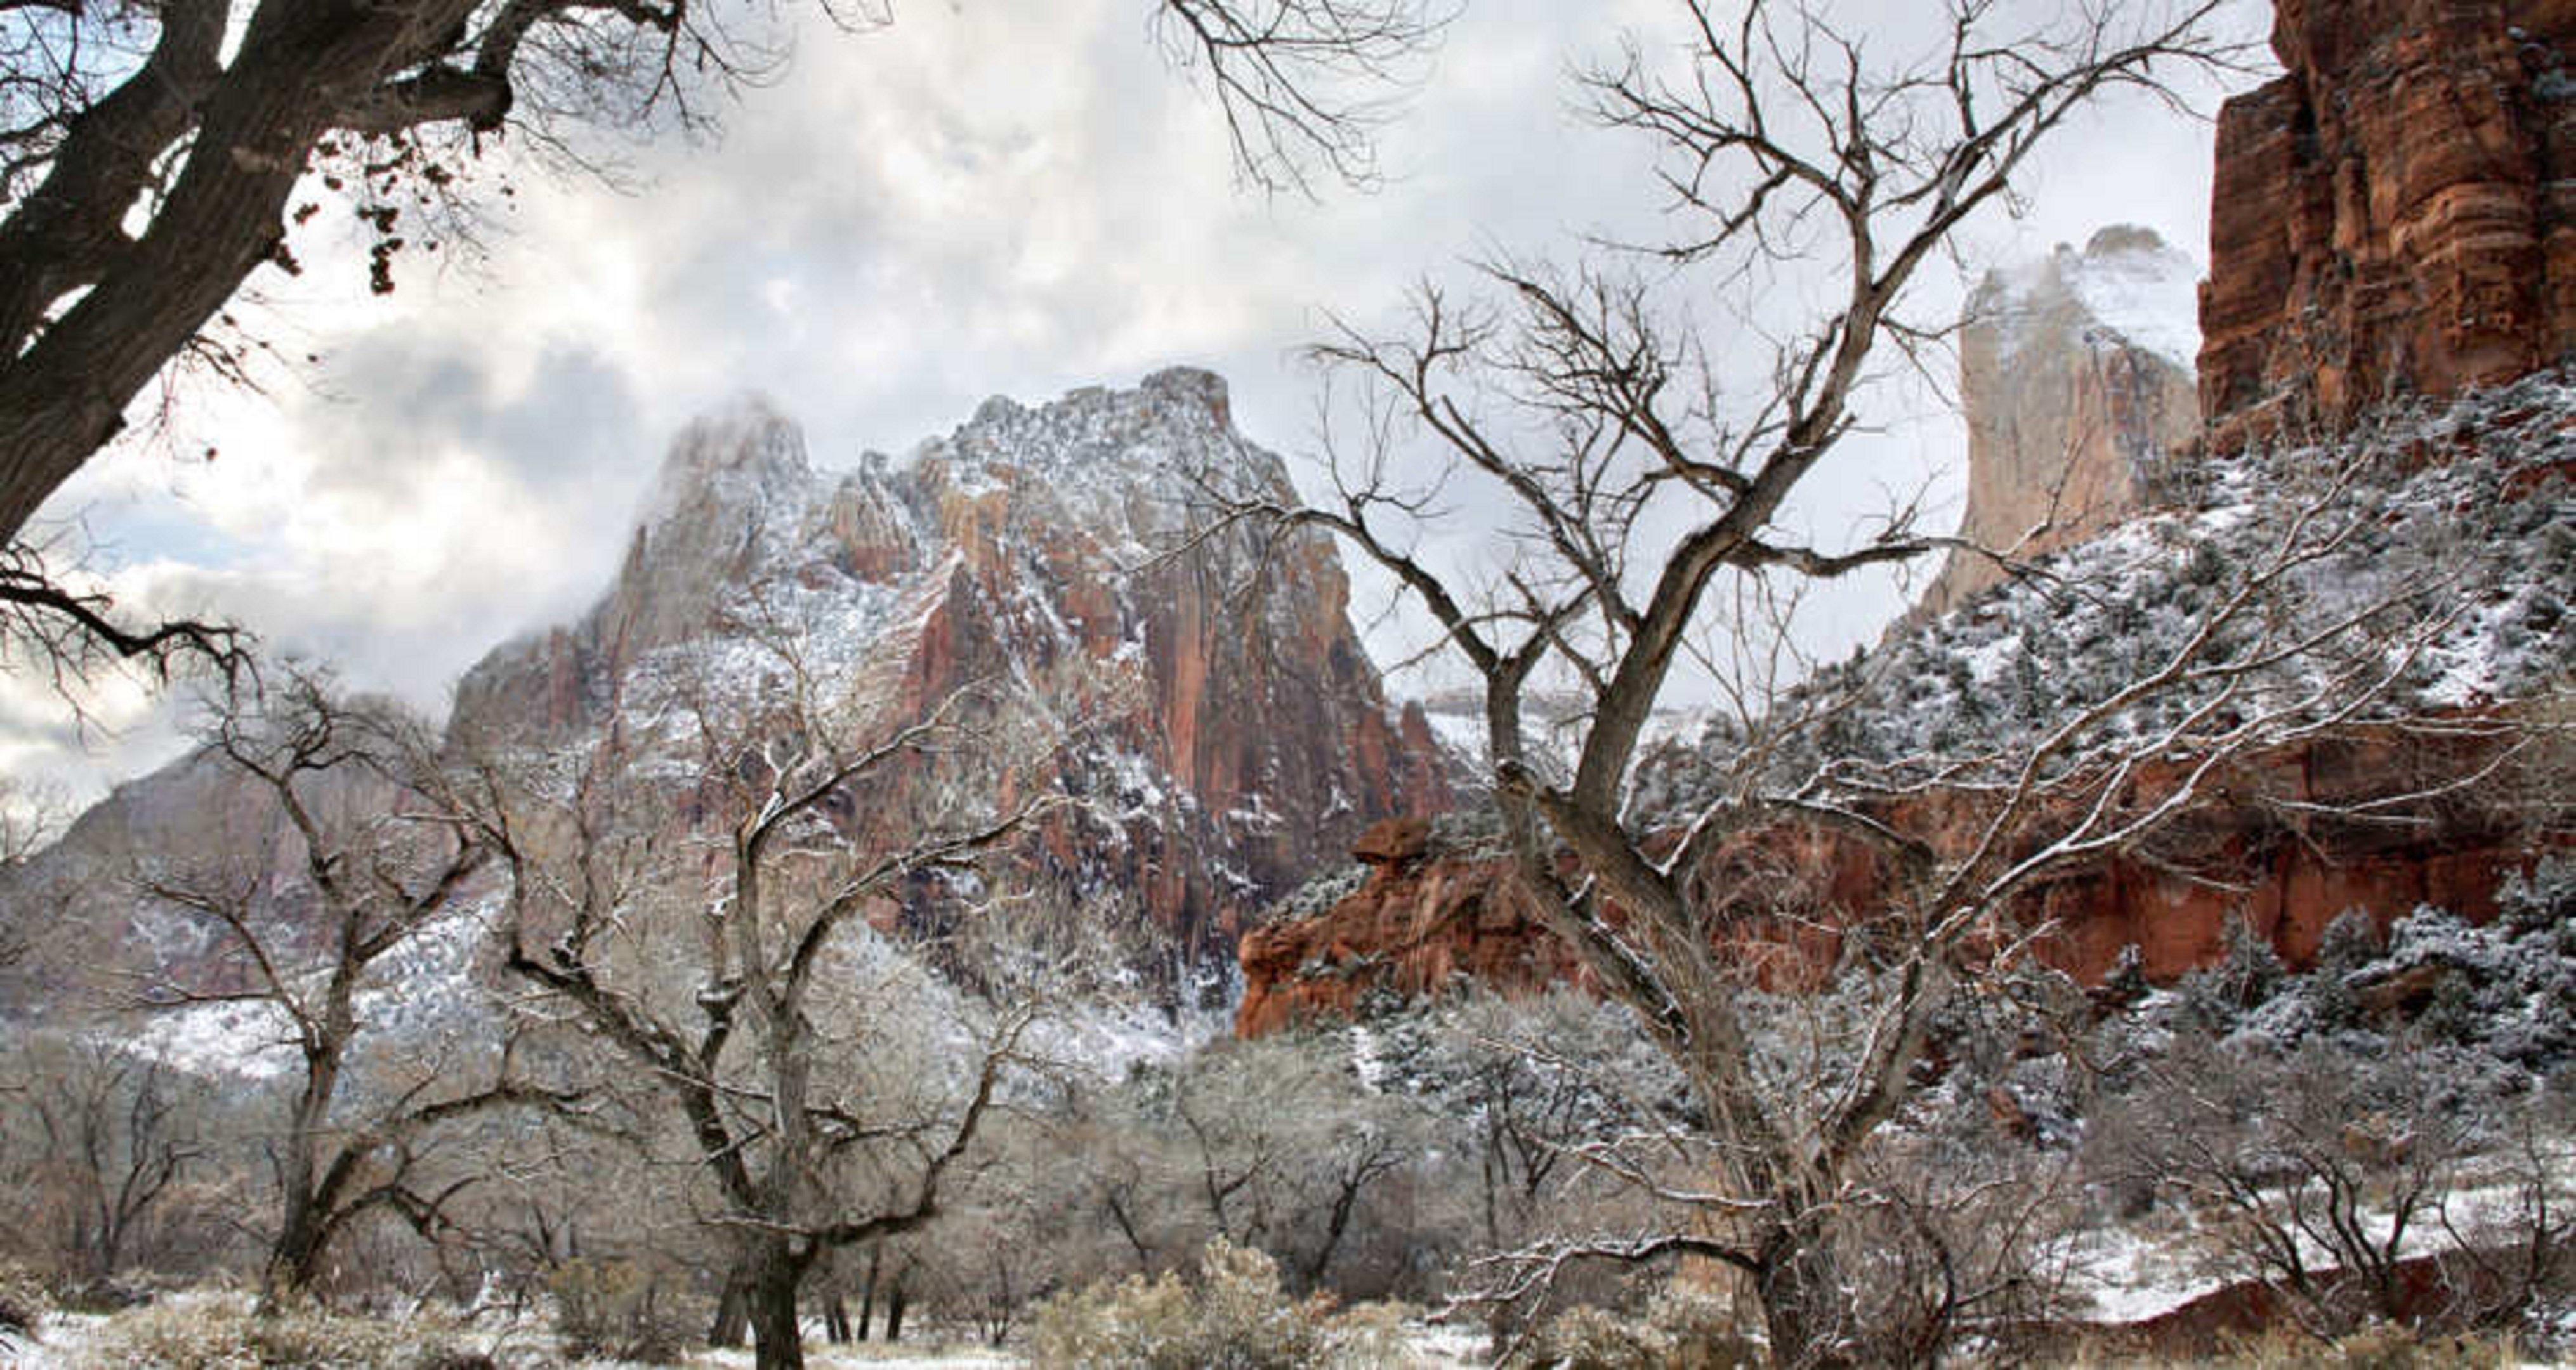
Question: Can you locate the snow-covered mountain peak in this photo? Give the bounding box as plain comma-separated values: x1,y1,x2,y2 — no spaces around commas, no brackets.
433,369,1452,996
905,366,1292,563
1974,225,2201,370
641,395,812,525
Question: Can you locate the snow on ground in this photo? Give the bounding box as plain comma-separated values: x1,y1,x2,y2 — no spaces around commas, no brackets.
2058,1220,2221,1324
2057,1152,2576,1329
687,1344,1016,1368
3,1312,1485,1368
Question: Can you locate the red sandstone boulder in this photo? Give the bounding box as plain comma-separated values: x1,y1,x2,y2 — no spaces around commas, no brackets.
1351,816,1433,866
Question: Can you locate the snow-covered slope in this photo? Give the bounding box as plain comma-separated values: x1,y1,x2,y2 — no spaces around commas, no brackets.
1643,368,2576,817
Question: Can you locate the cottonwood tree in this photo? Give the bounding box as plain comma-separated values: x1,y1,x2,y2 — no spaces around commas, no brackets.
0,1036,211,1284
454,631,1096,1370
0,0,1444,672
1181,0,2557,1362
134,665,581,1302
1115,1030,1434,1296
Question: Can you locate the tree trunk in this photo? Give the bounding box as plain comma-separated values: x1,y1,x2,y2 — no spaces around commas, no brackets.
856,1242,879,1340
261,1202,328,1308
746,1244,807,1370
1754,1216,1859,1370
709,1266,751,1348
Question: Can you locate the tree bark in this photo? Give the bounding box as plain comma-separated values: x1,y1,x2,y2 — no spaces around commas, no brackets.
709,1267,751,1348
0,0,480,546
1754,1214,1860,1370
745,1241,807,1370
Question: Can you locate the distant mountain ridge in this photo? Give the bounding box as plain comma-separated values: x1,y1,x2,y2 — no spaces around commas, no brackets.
2,368,1453,1019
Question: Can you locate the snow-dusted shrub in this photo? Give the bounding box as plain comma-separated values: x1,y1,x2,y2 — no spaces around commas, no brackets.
1265,863,1369,926
2309,908,2383,1030
2497,853,2576,937
2370,895,2576,1073
1631,369,2576,828
2176,915,2287,1032
1029,1237,1407,1369
85,1296,489,1369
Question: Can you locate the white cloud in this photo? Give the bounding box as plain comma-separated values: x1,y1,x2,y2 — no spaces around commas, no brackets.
16,0,2265,806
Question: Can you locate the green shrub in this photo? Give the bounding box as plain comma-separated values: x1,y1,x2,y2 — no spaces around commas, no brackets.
1030,1237,1412,1369
86,1295,491,1368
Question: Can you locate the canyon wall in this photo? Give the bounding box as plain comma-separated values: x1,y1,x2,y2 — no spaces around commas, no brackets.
1242,0,2576,1031
446,370,1450,979
1238,724,2542,1036
2199,0,2576,448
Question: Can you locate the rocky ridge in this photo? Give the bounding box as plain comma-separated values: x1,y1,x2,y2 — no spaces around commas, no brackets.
452,367,1454,989
2199,0,2576,448
3,369,1452,1017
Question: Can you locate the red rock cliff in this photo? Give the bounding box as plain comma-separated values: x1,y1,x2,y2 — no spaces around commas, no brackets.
450,372,1452,981
1238,724,2541,1036
2199,0,2576,447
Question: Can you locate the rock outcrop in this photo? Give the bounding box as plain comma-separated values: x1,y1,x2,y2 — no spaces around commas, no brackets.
2198,0,2576,448
1237,723,2541,1035
1916,227,2200,620
451,369,1450,987
1235,818,1581,1036
3,370,1452,1017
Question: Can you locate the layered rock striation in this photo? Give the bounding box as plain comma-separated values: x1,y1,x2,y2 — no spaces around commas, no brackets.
2199,0,2576,448
1240,721,2544,1036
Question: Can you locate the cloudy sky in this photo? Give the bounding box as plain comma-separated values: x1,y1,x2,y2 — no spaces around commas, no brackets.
10,0,2265,809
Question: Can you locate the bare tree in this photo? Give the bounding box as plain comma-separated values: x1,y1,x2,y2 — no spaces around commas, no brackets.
0,1036,210,1285
0,771,75,974
0,0,1443,667
1167,2,2570,1362
134,664,581,1302
0,528,244,693
2095,1034,2474,1337
455,630,1093,1370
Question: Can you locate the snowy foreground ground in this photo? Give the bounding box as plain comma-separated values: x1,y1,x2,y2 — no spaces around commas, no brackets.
9,1303,1491,1368
13,1307,2574,1367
